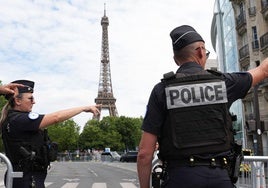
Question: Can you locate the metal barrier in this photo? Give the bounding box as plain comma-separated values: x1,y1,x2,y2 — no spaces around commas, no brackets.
57,152,94,162
0,153,23,188
237,156,268,188
151,156,268,188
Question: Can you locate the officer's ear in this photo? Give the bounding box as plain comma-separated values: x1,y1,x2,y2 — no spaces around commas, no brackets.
173,56,180,66
14,97,21,106
13,94,23,106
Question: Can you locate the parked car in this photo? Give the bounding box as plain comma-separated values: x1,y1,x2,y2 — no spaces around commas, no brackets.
120,151,138,162
101,151,121,162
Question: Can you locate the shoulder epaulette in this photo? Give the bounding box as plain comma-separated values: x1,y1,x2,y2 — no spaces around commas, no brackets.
206,69,224,77
161,71,176,81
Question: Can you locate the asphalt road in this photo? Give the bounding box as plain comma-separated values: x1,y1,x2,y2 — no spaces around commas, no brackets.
0,161,139,188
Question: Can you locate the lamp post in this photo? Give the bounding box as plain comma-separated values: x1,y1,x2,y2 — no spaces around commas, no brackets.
253,84,263,156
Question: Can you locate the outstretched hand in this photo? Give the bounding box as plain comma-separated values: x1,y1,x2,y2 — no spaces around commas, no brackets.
84,104,101,116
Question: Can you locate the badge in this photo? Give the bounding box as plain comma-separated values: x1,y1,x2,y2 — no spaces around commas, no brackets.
28,112,39,120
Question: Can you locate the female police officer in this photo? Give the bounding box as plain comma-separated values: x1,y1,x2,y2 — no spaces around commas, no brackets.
0,80,100,188
137,25,268,188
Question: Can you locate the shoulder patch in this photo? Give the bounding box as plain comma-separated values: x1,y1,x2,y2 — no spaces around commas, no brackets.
28,112,39,120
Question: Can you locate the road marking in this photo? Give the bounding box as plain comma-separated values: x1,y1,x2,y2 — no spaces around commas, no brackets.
120,182,138,188
61,182,79,188
1,181,138,188
92,182,107,188
63,178,80,182
45,182,53,187
0,180,4,188
88,168,98,177
122,178,136,182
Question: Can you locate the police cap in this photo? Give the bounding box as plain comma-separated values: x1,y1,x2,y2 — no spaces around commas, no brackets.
170,25,204,51
5,80,34,100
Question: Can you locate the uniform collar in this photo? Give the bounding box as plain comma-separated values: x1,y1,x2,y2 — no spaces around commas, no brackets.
176,62,203,74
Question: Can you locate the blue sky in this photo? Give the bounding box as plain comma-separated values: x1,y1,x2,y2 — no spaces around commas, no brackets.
0,0,216,129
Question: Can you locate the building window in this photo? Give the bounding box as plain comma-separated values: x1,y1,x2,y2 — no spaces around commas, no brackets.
239,2,244,14
262,0,268,9
252,26,259,50
255,60,260,67
249,0,256,16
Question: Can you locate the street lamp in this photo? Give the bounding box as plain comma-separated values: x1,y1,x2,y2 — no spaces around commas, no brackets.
253,84,263,156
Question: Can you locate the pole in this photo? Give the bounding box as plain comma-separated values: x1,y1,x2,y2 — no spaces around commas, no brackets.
253,85,263,156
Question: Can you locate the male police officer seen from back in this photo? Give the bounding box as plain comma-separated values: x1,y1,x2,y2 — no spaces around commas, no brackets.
0,80,100,188
137,25,268,188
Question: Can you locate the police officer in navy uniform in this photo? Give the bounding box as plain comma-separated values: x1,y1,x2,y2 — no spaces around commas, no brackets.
0,80,100,188
137,25,268,188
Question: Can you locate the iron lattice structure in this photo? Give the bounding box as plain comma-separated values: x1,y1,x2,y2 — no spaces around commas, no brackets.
93,7,118,120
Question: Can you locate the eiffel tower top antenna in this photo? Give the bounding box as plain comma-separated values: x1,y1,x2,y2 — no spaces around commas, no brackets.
104,3,106,16
93,4,118,120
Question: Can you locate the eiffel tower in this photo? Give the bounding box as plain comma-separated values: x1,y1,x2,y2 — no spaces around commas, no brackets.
93,5,118,120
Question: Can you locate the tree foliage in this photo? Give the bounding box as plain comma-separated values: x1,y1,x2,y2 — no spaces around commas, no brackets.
47,119,80,152
0,81,7,151
78,120,104,150
79,116,142,152
0,81,7,112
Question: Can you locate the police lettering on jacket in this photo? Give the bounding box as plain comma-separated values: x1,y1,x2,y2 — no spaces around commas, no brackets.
165,81,227,109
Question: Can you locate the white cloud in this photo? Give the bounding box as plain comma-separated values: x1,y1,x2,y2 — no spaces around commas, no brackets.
0,0,216,129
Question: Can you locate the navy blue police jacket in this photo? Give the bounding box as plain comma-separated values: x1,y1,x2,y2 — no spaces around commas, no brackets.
2,110,46,169
142,62,252,154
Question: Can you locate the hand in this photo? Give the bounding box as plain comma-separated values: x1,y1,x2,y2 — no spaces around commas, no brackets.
0,83,24,95
84,104,101,116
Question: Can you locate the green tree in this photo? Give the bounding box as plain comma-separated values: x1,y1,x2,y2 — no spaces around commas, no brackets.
114,116,142,151
0,81,7,151
79,120,104,150
97,116,124,151
79,116,142,152
47,119,80,152
0,81,7,110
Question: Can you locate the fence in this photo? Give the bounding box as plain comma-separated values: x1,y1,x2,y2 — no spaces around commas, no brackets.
151,156,268,188
0,152,267,188
237,156,268,188
0,153,22,188
56,152,97,162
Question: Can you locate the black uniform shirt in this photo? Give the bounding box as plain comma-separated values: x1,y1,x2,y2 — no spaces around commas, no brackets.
2,110,46,166
4,110,44,139
142,62,252,136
